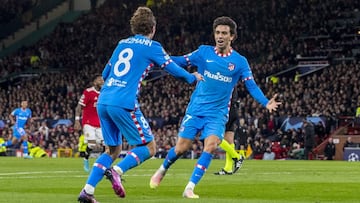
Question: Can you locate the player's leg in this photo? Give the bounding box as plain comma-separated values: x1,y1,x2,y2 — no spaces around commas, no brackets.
150,114,200,189
218,131,239,174
222,131,244,173
15,127,31,159
105,107,157,198
111,108,155,173
79,146,120,203
216,114,242,174
184,135,220,198
239,144,246,158
95,127,105,153
150,137,193,189
0,127,16,148
1,135,17,148
78,104,121,202
83,124,97,172
183,118,223,198
0,137,14,147
223,108,242,173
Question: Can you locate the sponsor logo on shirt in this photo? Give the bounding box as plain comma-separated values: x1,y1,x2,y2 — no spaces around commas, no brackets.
18,116,29,120
204,70,232,83
106,78,127,87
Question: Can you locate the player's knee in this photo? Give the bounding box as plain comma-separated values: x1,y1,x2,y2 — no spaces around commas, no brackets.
108,146,122,160
204,141,218,153
147,141,156,156
175,137,192,154
174,144,188,155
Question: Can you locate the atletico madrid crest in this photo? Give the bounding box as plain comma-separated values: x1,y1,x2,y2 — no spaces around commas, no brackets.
228,63,235,71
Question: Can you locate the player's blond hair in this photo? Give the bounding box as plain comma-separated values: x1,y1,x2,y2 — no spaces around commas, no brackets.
130,7,156,35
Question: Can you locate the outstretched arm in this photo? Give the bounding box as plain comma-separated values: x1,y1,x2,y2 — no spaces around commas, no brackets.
266,94,282,113
163,62,203,84
244,79,281,112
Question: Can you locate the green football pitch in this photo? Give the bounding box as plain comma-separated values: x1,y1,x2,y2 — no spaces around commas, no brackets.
0,157,359,203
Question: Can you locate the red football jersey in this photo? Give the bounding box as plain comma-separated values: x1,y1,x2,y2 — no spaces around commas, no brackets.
79,87,100,127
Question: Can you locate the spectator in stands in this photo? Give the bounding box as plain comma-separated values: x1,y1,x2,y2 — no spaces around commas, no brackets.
315,121,326,144
303,119,315,160
324,137,336,160
38,121,49,141
252,140,264,159
343,136,355,151
288,142,304,159
262,146,275,160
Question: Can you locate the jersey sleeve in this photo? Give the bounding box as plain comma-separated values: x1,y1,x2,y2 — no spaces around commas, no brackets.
102,62,111,81
240,57,269,107
28,109,32,119
151,42,196,84
171,47,202,68
11,109,17,116
78,91,87,107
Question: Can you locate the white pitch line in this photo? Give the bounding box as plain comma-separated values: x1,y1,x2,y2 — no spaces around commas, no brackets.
0,171,79,176
0,169,297,180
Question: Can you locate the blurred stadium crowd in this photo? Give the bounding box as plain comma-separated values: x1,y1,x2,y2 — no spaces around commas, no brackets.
0,0,359,159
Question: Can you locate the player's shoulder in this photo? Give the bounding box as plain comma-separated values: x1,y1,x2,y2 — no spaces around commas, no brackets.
232,49,246,59
85,87,99,94
11,108,19,113
149,39,161,46
232,50,248,64
148,39,164,52
198,45,213,51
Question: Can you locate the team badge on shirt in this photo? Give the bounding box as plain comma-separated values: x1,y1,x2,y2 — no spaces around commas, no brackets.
228,63,235,71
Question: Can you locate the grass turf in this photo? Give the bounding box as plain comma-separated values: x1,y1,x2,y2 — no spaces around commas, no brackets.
0,157,359,203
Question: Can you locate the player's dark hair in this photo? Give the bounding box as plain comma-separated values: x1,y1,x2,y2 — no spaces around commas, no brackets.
213,16,237,41
130,7,156,36
92,74,102,82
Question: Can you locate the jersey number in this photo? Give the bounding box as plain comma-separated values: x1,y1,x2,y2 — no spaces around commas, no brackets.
114,48,133,77
182,114,192,125
140,116,149,129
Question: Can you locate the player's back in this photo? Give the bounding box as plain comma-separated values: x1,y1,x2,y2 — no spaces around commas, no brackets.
99,34,169,111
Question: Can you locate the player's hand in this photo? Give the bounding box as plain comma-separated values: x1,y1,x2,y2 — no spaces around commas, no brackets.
192,72,204,81
266,94,282,113
74,120,82,131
